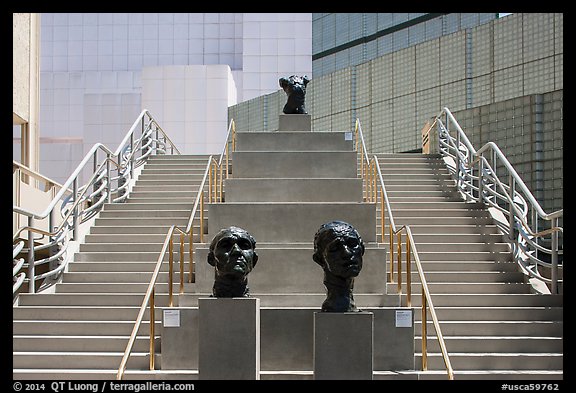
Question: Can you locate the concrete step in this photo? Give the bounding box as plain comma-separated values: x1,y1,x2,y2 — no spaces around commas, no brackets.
99,210,191,218
13,335,157,352
13,351,157,369
414,370,563,380
415,352,563,371
391,260,518,272
13,306,154,321
413,320,563,336
385,216,495,225
18,293,174,307
225,178,363,202
417,336,563,353
411,251,512,261
126,197,197,204
208,202,376,242
408,233,505,243
405,270,525,283
388,282,531,294
131,184,202,191
13,369,199,380
404,293,562,307
128,191,198,198
137,173,205,181
105,203,194,210
55,282,189,293
142,161,209,168
84,234,200,243
413,307,563,321
232,151,357,178
90,224,203,234
80,243,165,252
134,179,204,186
235,131,354,152
408,242,510,252
395,224,502,235
60,271,185,283
74,251,190,262
389,208,489,218
13,320,160,336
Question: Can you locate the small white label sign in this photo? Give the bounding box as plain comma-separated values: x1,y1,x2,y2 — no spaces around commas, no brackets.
163,309,180,328
395,310,412,328
344,132,353,141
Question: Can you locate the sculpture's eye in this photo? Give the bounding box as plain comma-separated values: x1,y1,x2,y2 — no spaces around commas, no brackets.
327,239,344,253
236,238,253,250
346,238,359,249
217,238,234,252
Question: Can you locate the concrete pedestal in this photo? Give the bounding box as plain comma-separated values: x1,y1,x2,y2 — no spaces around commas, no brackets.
313,312,374,380
198,297,260,380
161,308,198,370
278,114,311,131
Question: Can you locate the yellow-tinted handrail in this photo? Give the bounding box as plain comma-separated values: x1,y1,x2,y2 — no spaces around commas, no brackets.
354,118,454,380
117,119,236,379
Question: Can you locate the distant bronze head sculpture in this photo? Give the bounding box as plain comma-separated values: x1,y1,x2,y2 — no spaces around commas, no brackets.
313,221,365,312
207,226,258,297
279,75,310,114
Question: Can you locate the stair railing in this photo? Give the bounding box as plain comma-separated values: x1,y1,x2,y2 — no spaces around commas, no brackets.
424,107,563,294
116,119,236,379
13,110,177,295
355,118,454,380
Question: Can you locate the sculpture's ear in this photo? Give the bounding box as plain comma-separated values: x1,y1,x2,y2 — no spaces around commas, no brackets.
252,252,258,268
312,252,324,267
207,251,216,267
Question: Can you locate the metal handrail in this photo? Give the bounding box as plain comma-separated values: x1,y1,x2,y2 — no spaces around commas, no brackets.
117,119,236,379
13,110,178,295
355,118,454,380
425,107,563,293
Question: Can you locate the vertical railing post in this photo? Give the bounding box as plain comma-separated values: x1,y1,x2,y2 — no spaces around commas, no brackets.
149,287,155,370
406,234,411,307
130,133,135,179
478,155,484,203
189,229,194,283
551,217,559,294
397,231,402,297
200,192,205,243
389,224,394,283
380,190,385,243
27,217,35,294
180,232,185,294
169,237,174,307
509,176,515,243
421,292,428,370
72,178,79,241
106,154,112,203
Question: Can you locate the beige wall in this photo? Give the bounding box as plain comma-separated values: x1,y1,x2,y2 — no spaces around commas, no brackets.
13,13,40,172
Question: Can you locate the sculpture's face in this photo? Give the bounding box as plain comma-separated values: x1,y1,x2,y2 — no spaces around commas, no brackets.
322,232,363,278
212,229,257,279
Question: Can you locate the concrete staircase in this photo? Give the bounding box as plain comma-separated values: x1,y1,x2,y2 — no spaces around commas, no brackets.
13,154,210,380
376,153,563,379
13,132,563,380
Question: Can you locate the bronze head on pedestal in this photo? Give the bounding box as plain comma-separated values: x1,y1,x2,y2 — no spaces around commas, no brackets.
313,221,365,312
208,226,258,297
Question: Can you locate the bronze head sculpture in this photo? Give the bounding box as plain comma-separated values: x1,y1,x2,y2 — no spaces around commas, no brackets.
279,75,310,114
313,221,365,312
207,226,258,297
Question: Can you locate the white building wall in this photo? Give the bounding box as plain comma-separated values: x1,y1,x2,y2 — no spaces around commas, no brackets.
142,65,237,155
35,13,312,184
